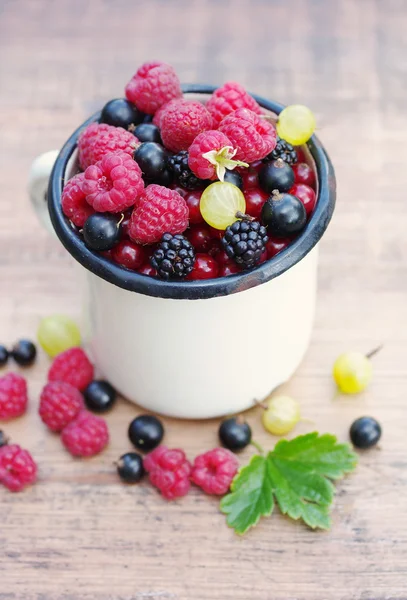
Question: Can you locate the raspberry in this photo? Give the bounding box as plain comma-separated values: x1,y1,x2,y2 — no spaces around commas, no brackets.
125,61,182,115
206,81,263,127
0,444,37,492
152,98,185,128
160,101,213,153
39,381,83,432
78,122,137,170
0,373,28,420
144,445,192,500
61,173,94,227
48,347,94,391
82,151,144,213
191,448,238,495
219,108,277,163
61,410,109,457
188,130,242,181
129,184,189,244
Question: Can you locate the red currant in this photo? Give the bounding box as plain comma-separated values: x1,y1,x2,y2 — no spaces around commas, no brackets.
259,249,268,264
218,261,241,277
208,240,222,258
241,168,259,190
111,240,146,270
185,190,204,224
266,237,291,259
186,253,219,280
295,147,307,163
170,183,188,197
244,188,268,219
186,225,212,252
214,249,230,265
209,226,224,240
290,183,316,216
138,263,157,277
292,162,316,188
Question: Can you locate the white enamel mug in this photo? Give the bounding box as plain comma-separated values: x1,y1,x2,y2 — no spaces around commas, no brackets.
29,86,336,419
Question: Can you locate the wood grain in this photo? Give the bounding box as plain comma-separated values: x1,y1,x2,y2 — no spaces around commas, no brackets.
1,0,407,598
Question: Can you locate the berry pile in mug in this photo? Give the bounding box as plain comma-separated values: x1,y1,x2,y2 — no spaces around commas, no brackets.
61,61,318,280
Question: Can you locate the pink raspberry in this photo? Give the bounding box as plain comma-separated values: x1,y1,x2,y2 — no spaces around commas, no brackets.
125,61,182,115
160,101,213,152
219,108,277,163
48,347,94,391
191,448,238,495
61,173,94,227
78,122,138,170
0,444,37,492
152,98,186,128
188,130,247,181
82,151,144,213
144,445,192,500
0,373,28,420
39,381,83,432
206,81,263,127
129,184,189,244
61,410,109,457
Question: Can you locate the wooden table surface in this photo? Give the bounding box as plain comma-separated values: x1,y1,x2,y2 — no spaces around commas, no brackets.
1,1,406,598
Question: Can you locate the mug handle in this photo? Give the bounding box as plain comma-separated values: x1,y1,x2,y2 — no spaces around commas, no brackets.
28,150,59,235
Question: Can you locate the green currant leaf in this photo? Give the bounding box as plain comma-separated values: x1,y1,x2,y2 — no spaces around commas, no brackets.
220,454,274,535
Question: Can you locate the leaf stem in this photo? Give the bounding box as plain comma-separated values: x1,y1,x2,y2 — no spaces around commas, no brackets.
250,440,265,455
366,344,383,359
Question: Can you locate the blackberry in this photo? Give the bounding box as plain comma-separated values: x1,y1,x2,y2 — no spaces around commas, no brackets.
168,151,204,190
265,137,298,165
222,218,268,269
151,233,196,280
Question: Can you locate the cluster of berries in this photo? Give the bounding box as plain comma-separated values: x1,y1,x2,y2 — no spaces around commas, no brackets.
61,61,317,280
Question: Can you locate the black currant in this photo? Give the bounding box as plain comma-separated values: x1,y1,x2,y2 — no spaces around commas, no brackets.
219,417,252,451
133,142,173,186
134,123,162,144
128,415,164,452
100,98,143,129
224,169,243,190
116,452,145,483
259,158,295,193
83,213,121,251
12,340,37,366
350,417,382,449
0,430,9,447
261,192,307,238
0,345,9,366
84,380,117,413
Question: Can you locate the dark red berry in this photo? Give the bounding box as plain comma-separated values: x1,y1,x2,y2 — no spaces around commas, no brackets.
244,188,268,219
218,262,241,277
138,263,157,277
111,240,147,270
209,227,224,241
241,169,259,190
170,184,188,198
215,249,230,265
290,183,317,216
292,162,316,188
184,190,204,224
266,237,291,258
186,225,212,252
186,253,219,280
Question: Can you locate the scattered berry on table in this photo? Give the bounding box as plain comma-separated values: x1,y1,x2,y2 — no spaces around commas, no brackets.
125,61,182,115
77,122,137,170
12,340,37,367
133,123,162,144
191,448,239,495
116,452,145,483
129,184,189,245
133,142,173,187
111,239,147,270
82,151,144,213
224,169,243,189
39,381,83,432
266,236,291,259
219,417,252,451
258,158,295,194
244,187,268,219
61,173,94,228
186,224,212,253
61,410,109,457
144,445,192,500
200,181,246,230
184,190,204,225
333,352,373,395
276,104,316,146
83,380,117,413
218,261,241,277
168,150,206,190
0,444,37,492
128,415,164,452
188,130,247,182
0,373,28,420
0,345,9,367
265,137,298,165
218,107,277,163
160,100,213,153
100,98,144,129
289,183,317,217
262,395,301,436
185,253,219,280
350,417,382,449
83,213,121,251
48,347,94,391
205,81,262,127
261,192,307,238
292,162,316,188
222,218,268,269
0,430,8,447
